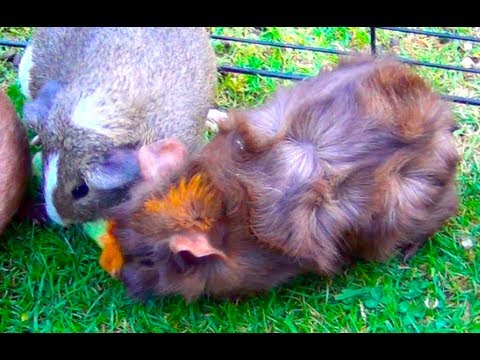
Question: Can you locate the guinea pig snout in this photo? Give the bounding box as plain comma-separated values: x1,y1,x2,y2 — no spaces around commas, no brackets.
119,262,159,300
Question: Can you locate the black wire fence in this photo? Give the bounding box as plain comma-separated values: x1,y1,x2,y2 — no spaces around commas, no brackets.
1,27,479,106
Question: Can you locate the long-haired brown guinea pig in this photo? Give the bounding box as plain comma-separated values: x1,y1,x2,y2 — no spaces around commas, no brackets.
105,55,460,302
0,89,30,235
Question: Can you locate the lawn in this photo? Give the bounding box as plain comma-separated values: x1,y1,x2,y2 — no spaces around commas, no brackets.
0,27,478,333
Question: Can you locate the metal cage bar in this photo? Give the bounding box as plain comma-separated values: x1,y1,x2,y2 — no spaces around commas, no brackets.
1,28,480,106
378,27,480,43
0,39,27,47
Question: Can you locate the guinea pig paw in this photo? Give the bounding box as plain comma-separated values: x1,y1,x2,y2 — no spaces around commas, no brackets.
206,109,229,131
401,238,428,263
30,204,49,226
15,198,48,227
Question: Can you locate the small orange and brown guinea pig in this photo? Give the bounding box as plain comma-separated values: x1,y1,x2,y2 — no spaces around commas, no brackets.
0,89,30,236
103,55,459,302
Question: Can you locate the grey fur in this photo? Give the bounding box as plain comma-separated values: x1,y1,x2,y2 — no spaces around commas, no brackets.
21,27,217,224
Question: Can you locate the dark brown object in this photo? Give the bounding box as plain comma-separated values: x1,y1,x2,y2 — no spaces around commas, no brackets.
0,89,31,235
109,55,459,302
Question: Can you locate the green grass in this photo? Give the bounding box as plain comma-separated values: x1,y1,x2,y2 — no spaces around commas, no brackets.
0,27,479,333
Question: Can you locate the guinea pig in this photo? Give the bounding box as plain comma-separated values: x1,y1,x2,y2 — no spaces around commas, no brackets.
102,138,308,301
107,55,460,302
19,27,218,226
0,89,30,235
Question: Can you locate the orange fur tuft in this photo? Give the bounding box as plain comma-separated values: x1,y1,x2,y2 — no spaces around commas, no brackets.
99,220,124,277
143,173,221,232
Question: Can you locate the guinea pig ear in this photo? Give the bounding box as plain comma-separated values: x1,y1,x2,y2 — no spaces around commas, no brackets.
169,232,226,260
87,148,141,190
22,80,63,131
137,138,188,181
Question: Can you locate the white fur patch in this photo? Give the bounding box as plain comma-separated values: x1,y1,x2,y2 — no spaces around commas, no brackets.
206,109,228,132
207,109,228,123
18,45,34,99
71,96,107,132
44,153,64,226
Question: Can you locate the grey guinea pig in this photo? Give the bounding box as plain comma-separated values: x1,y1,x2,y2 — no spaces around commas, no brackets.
0,89,30,235
19,27,218,226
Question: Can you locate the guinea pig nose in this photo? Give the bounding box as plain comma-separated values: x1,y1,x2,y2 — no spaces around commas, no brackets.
71,180,89,199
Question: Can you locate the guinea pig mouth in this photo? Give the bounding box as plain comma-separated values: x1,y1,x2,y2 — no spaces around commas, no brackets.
119,263,159,301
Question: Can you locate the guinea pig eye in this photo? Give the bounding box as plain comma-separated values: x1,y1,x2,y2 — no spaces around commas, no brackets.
234,137,245,151
231,134,249,161
71,180,89,200
140,259,154,267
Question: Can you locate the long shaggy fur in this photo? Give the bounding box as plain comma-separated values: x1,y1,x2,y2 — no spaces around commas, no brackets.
108,55,459,301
